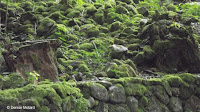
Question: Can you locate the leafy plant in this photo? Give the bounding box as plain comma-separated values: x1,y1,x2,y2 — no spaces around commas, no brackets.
27,71,40,83
180,3,200,18
76,0,84,5
170,21,181,28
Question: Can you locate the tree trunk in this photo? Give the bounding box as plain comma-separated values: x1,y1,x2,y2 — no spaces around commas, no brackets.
0,0,1,34
5,0,8,34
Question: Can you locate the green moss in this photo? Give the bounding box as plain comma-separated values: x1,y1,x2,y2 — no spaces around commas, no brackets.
161,81,172,96
143,45,155,59
49,11,65,21
22,98,40,109
87,26,99,37
116,5,129,14
0,82,89,111
99,27,109,33
146,78,162,85
125,84,147,96
78,64,90,72
2,73,26,89
37,17,56,36
134,52,144,64
139,96,149,107
35,5,46,13
110,21,122,32
20,1,33,11
167,4,178,12
58,64,66,73
0,75,2,89
162,75,183,87
39,106,50,112
94,11,104,24
128,44,139,51
67,10,80,18
79,43,95,51
31,54,41,70
179,73,196,84
86,5,97,15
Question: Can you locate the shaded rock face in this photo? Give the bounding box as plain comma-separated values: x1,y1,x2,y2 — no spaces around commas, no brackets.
138,20,200,73
169,97,183,112
184,95,200,112
2,39,61,81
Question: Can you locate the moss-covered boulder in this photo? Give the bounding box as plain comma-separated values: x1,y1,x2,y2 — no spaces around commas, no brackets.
87,26,100,37
137,7,149,17
94,11,105,25
37,17,56,37
169,97,183,112
116,5,129,14
110,21,122,32
105,61,138,78
91,83,109,101
0,82,89,112
108,84,126,103
125,83,147,96
86,5,97,16
1,73,26,89
109,44,128,59
126,96,138,112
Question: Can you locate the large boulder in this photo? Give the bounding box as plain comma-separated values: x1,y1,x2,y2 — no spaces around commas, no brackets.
36,17,56,37
2,39,61,81
126,96,138,112
91,83,109,101
108,84,126,103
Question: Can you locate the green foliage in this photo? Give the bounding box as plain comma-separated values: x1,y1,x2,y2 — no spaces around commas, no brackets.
180,3,200,18
108,7,141,25
170,22,181,28
138,0,161,11
76,0,85,5
27,71,40,83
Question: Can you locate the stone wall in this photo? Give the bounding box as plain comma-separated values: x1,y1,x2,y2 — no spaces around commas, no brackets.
0,73,200,112
77,73,200,112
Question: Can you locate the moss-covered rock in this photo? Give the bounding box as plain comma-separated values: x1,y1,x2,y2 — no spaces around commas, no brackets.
125,83,147,96
78,64,90,72
108,84,126,103
126,96,138,112
67,10,80,18
94,11,105,25
37,17,56,36
87,26,100,37
91,83,109,101
169,97,183,112
137,7,149,17
35,5,46,13
86,5,97,15
2,73,26,89
162,75,183,87
110,21,122,32
116,0,133,4
49,11,65,21
79,43,95,51
0,82,89,111
116,5,129,14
